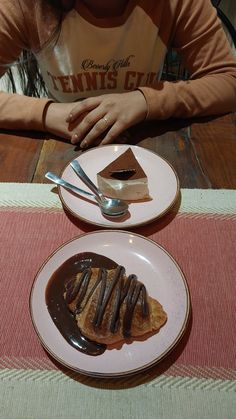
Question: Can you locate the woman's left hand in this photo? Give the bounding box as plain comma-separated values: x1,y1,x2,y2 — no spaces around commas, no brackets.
66,90,148,148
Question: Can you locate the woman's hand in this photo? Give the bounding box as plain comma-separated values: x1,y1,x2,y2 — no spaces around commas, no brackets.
44,102,86,140
66,90,148,148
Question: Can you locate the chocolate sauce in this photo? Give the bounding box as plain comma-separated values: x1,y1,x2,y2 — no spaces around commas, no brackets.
109,168,136,180
65,262,150,339
46,252,150,356
45,252,117,356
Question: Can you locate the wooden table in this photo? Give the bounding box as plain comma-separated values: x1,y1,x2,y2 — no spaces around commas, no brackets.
1,112,235,418
0,112,235,188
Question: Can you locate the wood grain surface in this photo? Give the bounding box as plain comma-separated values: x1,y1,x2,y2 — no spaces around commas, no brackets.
0,113,235,188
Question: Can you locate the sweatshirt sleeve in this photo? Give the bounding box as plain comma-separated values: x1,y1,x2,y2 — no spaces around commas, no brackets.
138,0,236,120
0,92,52,131
0,0,51,131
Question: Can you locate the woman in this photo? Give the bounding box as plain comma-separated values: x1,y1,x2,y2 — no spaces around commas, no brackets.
0,0,235,148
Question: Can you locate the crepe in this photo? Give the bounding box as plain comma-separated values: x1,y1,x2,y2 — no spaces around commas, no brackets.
64,266,167,345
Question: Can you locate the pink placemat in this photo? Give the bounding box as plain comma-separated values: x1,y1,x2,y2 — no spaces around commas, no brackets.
0,186,235,418
0,205,235,381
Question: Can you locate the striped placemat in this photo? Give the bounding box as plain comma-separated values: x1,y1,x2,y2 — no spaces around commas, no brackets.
0,184,235,419
0,183,235,214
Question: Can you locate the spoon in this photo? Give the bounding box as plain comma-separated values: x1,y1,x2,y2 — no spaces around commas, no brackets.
69,160,129,217
45,171,128,218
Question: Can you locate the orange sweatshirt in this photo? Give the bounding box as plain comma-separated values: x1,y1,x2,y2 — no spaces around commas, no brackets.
0,0,235,131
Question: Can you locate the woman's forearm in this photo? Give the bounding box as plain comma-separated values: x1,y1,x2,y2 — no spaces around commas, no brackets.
0,91,51,131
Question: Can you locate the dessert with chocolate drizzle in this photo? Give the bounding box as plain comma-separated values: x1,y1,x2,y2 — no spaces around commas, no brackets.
97,148,151,201
63,257,167,346
46,252,167,354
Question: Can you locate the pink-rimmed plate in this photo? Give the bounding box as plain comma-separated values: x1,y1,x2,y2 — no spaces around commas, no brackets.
30,230,190,378
58,145,179,228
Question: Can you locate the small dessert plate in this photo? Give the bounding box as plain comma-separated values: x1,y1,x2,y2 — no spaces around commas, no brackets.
58,145,179,228
30,230,190,378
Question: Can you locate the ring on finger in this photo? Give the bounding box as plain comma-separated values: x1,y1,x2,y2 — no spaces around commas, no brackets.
101,116,109,127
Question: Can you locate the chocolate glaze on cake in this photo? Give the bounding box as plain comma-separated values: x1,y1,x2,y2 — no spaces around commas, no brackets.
97,148,147,180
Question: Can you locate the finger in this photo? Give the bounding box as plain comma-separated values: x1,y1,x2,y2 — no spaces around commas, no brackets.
79,116,114,148
66,97,102,123
100,120,130,145
71,108,107,143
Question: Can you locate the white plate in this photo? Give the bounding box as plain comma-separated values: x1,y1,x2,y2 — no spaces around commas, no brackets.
30,230,190,378
59,145,179,228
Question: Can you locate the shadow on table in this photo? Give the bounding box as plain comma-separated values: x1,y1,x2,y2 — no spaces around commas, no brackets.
115,114,226,146
61,189,181,236
0,113,223,145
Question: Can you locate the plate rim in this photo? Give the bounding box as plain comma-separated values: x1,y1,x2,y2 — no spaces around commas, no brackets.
58,144,180,228
29,229,190,378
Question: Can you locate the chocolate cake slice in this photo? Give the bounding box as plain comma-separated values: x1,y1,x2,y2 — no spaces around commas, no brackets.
97,148,150,200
